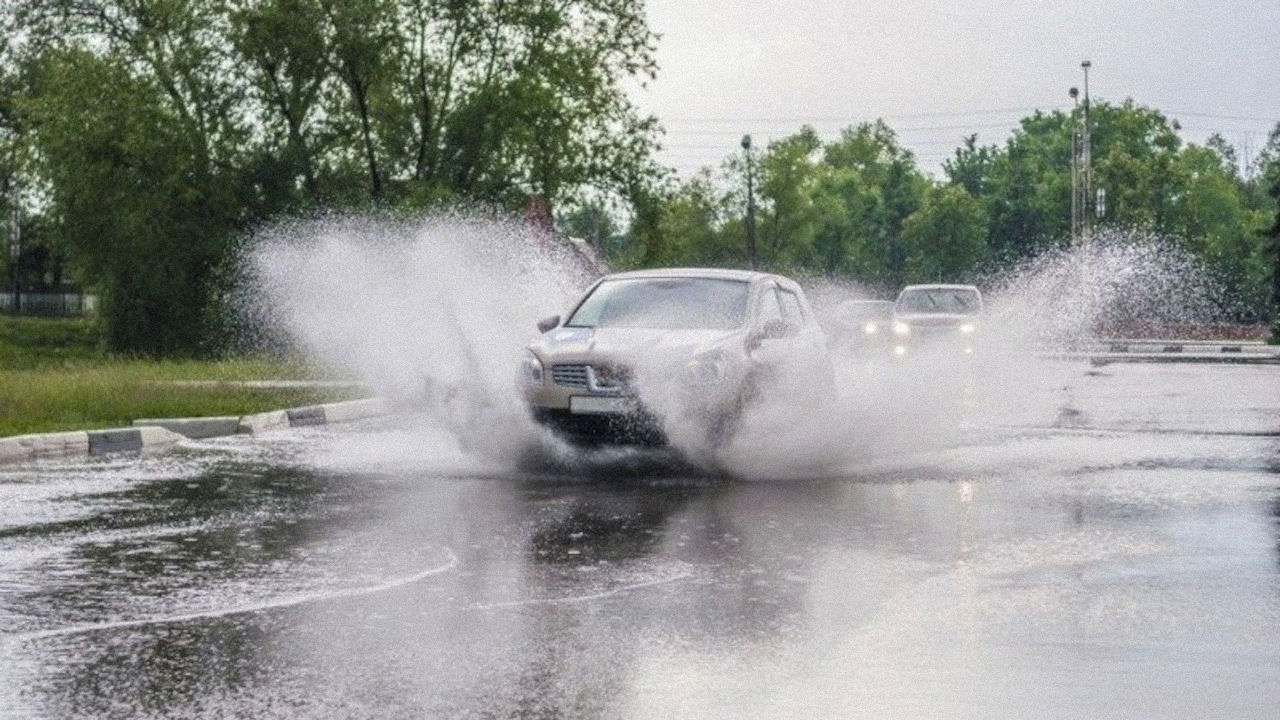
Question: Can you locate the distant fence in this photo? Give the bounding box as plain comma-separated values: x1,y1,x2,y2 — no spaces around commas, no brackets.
0,293,98,317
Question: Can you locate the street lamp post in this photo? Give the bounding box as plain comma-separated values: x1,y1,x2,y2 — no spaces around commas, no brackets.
6,183,17,315
1069,86,1080,245
741,134,758,271
1069,60,1094,248
1080,60,1092,246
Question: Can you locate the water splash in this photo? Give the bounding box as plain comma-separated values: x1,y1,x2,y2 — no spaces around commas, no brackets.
244,212,595,464
242,217,1236,479
982,229,1232,351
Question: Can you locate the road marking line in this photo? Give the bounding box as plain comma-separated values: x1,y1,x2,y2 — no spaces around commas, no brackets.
13,548,459,643
472,572,692,610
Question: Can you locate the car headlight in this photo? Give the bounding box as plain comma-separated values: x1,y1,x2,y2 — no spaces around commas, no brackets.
520,350,544,387
892,321,911,336
958,322,977,334
685,352,727,386
863,322,879,335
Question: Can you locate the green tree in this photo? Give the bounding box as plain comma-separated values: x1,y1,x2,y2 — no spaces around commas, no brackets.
373,0,661,210
755,127,822,269
901,185,988,283
945,135,996,196
804,174,856,276
228,0,334,206
1090,101,1183,230
979,110,1073,261
1266,163,1280,341
14,0,253,352
658,174,741,267
557,198,619,257
1168,141,1270,319
820,121,928,286
28,50,242,353
5,0,663,353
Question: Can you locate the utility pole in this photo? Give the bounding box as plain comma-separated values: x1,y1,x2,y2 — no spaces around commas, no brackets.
6,178,17,315
1080,60,1092,246
1069,60,1094,247
741,134,759,271
1070,86,1081,245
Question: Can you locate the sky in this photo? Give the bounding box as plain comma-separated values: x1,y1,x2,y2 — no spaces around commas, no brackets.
631,0,1280,178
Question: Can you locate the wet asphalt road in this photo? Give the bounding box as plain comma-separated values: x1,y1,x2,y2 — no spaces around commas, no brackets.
1,362,1278,719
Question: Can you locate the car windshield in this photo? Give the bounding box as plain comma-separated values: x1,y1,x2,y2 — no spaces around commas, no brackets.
896,288,981,315
567,277,749,330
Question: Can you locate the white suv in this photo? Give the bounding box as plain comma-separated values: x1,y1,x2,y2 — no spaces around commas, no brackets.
521,268,833,446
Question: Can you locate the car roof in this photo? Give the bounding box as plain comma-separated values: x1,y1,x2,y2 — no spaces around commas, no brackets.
899,284,981,292
602,267,779,283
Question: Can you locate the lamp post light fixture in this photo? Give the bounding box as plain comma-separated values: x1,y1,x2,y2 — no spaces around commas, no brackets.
741,134,759,271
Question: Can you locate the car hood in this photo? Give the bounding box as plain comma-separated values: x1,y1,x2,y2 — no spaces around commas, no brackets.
530,326,743,365
895,313,978,327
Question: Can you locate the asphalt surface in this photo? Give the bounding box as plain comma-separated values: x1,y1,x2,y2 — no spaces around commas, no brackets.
1,361,1277,719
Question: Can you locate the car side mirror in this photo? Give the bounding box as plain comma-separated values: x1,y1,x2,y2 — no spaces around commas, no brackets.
536,315,561,333
747,318,792,351
761,318,792,340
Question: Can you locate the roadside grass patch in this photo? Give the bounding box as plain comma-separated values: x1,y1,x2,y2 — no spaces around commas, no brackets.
0,316,101,369
1,316,363,437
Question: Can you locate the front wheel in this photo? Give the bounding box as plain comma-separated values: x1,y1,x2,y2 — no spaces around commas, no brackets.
703,373,762,448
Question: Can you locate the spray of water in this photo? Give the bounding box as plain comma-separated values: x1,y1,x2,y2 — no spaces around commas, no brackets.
982,230,1232,350
243,213,591,465
243,218,1232,480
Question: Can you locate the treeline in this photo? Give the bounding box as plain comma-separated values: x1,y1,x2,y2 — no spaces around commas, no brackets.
1,2,1278,354
594,105,1280,323
0,0,661,354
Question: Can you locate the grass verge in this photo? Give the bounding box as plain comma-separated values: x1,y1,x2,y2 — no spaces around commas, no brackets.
1,316,364,437
0,315,102,369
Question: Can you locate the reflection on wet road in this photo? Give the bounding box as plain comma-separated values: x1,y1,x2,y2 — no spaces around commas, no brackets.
1,363,1278,719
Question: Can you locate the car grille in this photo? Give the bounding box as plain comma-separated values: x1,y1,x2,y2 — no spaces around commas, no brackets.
550,364,631,391
551,364,590,389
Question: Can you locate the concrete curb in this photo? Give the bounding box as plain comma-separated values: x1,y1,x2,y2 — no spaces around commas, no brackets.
1043,351,1280,366
236,409,290,435
233,398,388,436
132,416,242,439
1,398,388,466
1042,339,1280,366
0,427,184,466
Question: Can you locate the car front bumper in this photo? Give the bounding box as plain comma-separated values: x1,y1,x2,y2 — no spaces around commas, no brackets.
530,405,667,446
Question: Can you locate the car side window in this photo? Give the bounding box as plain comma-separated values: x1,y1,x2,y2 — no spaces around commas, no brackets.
779,290,804,325
758,287,784,326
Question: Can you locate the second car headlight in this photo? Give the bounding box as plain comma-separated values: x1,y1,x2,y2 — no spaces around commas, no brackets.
958,322,977,334
892,321,911,336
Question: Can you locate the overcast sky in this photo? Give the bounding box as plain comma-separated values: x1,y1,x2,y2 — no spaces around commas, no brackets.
632,0,1280,177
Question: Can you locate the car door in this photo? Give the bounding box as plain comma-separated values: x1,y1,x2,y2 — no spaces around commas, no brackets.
777,285,833,388
749,284,809,393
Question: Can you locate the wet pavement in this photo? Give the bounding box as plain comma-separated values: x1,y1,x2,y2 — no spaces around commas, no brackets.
1,362,1278,719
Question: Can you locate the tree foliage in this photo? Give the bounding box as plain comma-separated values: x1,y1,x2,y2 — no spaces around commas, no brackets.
3,0,661,353
618,103,1277,324
26,48,245,353
1,2,1277,343
624,122,970,292
1265,139,1280,341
